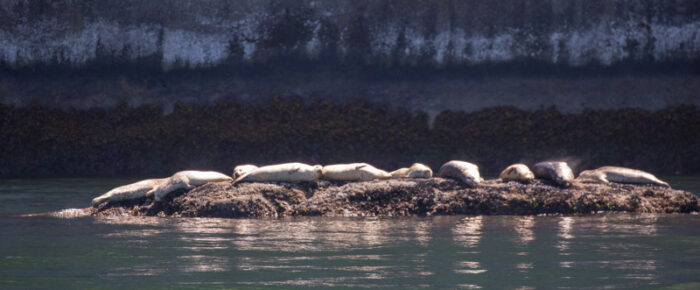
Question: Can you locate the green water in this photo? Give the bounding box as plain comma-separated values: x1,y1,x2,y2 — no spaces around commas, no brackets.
0,177,699,288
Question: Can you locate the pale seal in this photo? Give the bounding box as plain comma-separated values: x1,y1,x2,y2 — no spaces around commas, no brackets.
92,178,167,206
154,170,232,201
321,163,392,181
233,164,258,179
437,160,483,187
576,166,670,187
390,163,433,178
499,163,535,182
533,161,575,187
234,162,323,183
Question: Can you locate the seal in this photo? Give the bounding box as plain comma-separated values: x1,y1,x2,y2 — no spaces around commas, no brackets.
154,170,232,201
390,163,433,178
92,178,167,206
322,163,392,181
233,162,323,183
437,160,483,187
499,163,535,182
233,164,258,179
532,161,574,187
576,166,670,187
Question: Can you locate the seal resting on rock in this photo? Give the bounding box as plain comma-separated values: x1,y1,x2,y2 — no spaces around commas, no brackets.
390,163,433,178
234,163,323,183
437,160,483,187
499,163,535,182
92,178,167,206
576,166,670,187
154,170,232,201
232,164,258,179
322,163,392,181
533,161,575,187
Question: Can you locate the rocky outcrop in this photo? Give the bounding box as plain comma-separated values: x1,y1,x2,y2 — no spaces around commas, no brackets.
89,178,699,218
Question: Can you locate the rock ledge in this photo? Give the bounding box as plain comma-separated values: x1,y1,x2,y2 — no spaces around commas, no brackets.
88,178,699,218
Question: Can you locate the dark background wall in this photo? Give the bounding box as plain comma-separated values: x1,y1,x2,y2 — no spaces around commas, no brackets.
0,0,698,177
1,0,698,112
2,0,698,68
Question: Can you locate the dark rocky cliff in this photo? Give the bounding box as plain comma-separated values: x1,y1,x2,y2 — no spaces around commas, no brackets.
1,0,698,68
1,0,698,111
1,1,698,178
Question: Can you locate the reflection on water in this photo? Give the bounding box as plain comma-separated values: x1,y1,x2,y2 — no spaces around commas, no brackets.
3,214,700,288
514,216,535,245
4,178,699,288
557,216,575,254
452,216,483,248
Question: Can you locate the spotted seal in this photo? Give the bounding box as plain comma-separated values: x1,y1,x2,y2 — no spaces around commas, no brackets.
321,163,392,181
576,166,670,187
499,163,535,182
92,178,168,206
437,160,483,187
233,162,323,184
154,170,232,201
532,161,575,187
390,163,433,178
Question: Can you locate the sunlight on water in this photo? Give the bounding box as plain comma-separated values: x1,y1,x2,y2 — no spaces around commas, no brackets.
452,216,483,248
1,178,700,288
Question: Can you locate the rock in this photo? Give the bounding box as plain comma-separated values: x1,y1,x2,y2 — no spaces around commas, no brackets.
89,179,698,218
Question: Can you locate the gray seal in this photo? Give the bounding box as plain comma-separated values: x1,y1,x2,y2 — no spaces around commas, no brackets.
92,178,168,206
533,161,574,187
390,163,433,179
154,170,233,201
576,166,670,187
234,163,323,184
499,163,535,182
322,163,392,181
437,160,483,187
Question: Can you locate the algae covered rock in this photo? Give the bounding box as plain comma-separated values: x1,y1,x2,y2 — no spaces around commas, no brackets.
90,178,699,218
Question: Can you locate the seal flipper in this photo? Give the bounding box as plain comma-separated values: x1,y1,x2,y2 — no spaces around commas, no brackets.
232,171,252,184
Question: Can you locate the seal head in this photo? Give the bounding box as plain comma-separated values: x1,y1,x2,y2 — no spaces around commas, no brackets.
233,164,258,179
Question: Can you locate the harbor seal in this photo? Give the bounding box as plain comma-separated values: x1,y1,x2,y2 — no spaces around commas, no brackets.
234,162,323,183
437,160,483,187
322,163,392,181
154,170,232,201
533,161,575,187
499,163,535,182
92,178,167,206
576,166,670,187
390,163,433,178
233,164,258,179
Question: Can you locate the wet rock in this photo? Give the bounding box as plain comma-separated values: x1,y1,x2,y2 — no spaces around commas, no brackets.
91,178,699,218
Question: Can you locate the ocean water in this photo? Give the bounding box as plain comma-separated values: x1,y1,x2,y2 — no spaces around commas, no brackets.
0,177,699,288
